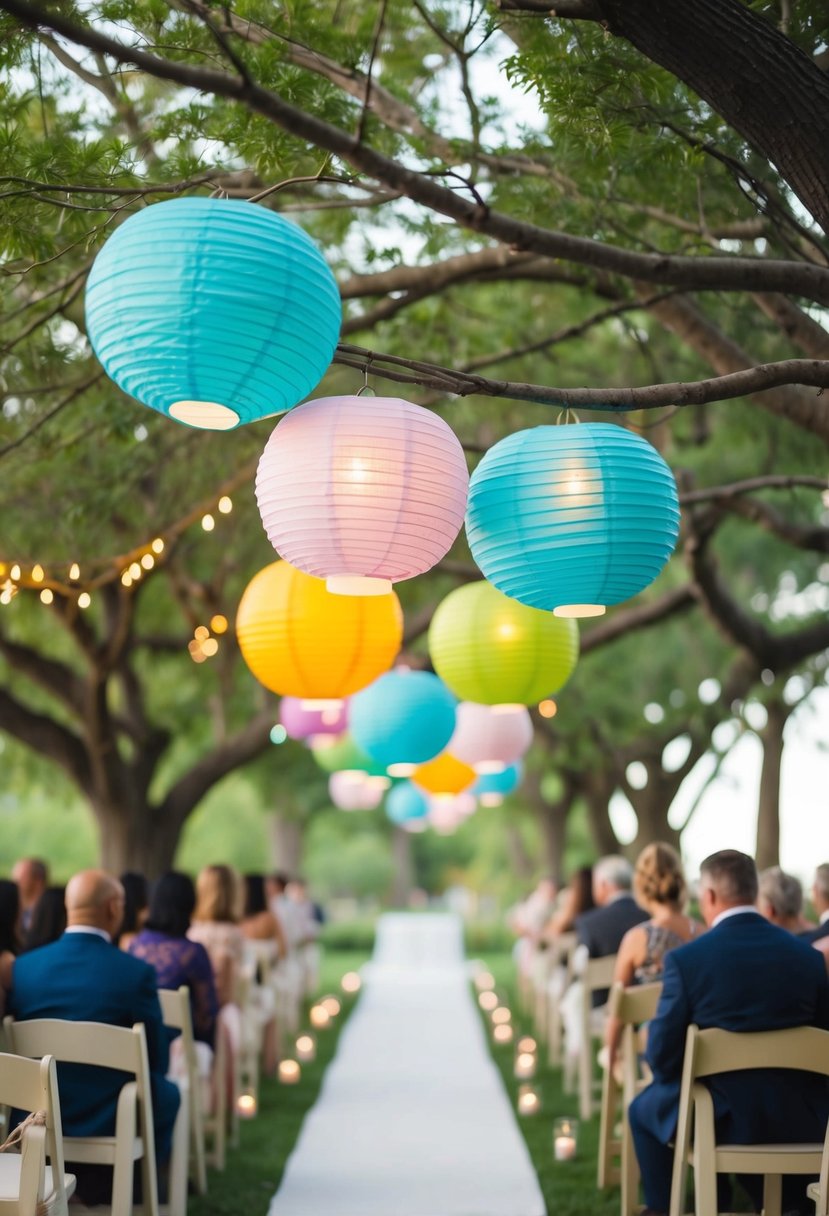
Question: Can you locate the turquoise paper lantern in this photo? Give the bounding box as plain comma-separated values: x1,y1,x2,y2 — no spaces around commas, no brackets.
349,670,456,776
85,197,341,430
386,782,429,825
466,423,680,618
473,762,523,806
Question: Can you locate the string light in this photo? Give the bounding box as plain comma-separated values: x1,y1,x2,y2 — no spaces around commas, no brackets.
69,563,80,581
121,572,133,587
39,588,53,604
201,514,215,532
538,699,557,719
129,561,142,580
210,614,228,634
77,592,92,609
31,564,44,583
202,637,219,657
151,538,165,555
10,565,20,581
218,496,233,514
141,553,154,570
194,625,210,642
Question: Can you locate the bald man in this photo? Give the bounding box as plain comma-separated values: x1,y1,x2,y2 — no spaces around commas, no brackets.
9,869,179,1202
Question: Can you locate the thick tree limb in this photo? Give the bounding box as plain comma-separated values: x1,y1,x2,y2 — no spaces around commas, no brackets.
0,686,91,790
0,633,87,716
580,584,698,653
7,0,829,305
158,706,274,824
719,497,829,554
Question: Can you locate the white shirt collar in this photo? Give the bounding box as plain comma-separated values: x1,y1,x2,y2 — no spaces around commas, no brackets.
64,925,111,943
712,905,760,928
820,909,829,925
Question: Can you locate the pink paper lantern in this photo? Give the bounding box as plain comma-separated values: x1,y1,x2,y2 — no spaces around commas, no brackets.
428,792,476,834
448,702,533,774
280,696,347,741
329,770,387,812
255,396,469,596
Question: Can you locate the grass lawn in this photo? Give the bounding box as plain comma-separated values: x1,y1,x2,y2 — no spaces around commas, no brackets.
187,949,369,1216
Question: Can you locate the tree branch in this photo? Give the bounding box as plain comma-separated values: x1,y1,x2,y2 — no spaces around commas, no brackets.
0,686,91,791
9,0,829,304
580,584,698,654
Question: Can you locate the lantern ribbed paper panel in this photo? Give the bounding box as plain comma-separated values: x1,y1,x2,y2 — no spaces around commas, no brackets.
466,423,680,616
280,696,347,741
386,782,429,825
236,562,402,699
329,771,385,812
429,580,579,705
349,671,457,771
412,753,476,796
449,703,532,773
86,198,341,430
256,396,469,595
473,762,523,806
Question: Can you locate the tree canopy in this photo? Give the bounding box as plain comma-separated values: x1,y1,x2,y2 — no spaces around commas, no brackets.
0,0,827,882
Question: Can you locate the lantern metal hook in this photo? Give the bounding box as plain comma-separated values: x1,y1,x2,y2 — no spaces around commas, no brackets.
357,357,376,397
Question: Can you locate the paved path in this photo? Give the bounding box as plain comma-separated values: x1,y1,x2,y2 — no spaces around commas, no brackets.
268,913,546,1216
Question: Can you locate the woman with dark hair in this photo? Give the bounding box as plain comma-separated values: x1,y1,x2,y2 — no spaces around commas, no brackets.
118,871,149,950
241,873,288,957
0,879,19,1011
128,872,218,1046
541,865,596,941
23,886,66,951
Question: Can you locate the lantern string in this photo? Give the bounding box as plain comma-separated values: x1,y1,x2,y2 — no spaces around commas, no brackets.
555,408,580,425
357,357,376,397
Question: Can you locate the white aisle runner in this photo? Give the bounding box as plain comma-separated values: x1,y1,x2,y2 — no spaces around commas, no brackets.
268,913,546,1216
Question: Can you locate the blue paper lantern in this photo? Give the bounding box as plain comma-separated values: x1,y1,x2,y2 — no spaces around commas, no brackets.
466,423,680,618
386,781,429,825
349,670,456,775
85,198,341,430
472,762,523,806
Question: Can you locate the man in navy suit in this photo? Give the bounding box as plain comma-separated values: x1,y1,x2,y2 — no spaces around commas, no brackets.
801,863,829,944
9,870,180,1201
629,850,829,1216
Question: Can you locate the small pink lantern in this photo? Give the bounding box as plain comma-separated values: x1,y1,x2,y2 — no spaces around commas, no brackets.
280,696,347,742
428,791,476,833
255,396,469,596
448,702,533,774
329,770,387,811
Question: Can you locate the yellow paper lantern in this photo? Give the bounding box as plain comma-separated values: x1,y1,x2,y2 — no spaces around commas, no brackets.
236,561,403,699
412,752,476,796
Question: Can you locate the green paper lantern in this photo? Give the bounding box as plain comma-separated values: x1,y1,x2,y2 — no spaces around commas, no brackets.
310,733,387,778
429,580,579,706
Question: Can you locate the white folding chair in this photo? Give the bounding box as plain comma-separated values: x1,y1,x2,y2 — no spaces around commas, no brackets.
596,980,662,1215
669,1024,829,1216
575,953,617,1120
546,932,578,1066
807,1114,829,1214
0,1052,75,1216
159,987,206,1199
5,1018,159,1216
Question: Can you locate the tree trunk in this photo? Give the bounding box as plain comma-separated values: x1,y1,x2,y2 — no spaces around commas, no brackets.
626,783,683,858
93,799,183,878
535,802,567,886
755,700,789,870
389,827,413,908
596,0,829,233
504,821,536,884
268,813,304,875
582,772,620,856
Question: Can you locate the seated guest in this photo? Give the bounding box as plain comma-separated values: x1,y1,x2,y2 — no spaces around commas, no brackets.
11,858,47,938
8,870,180,1202
188,864,245,1007
604,843,700,1067
129,871,218,1047
22,885,66,952
758,865,813,934
0,879,20,1011
118,871,150,951
801,862,829,944
576,855,649,1005
241,874,288,957
629,849,829,1216
542,865,595,942
508,877,558,980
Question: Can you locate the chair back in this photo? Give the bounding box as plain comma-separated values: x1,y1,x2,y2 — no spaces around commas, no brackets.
159,986,208,1195
670,1023,829,1216
0,1052,73,1216
582,953,617,995
4,1018,158,1216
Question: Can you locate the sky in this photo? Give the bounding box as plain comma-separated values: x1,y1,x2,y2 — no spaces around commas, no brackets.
609,687,829,885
